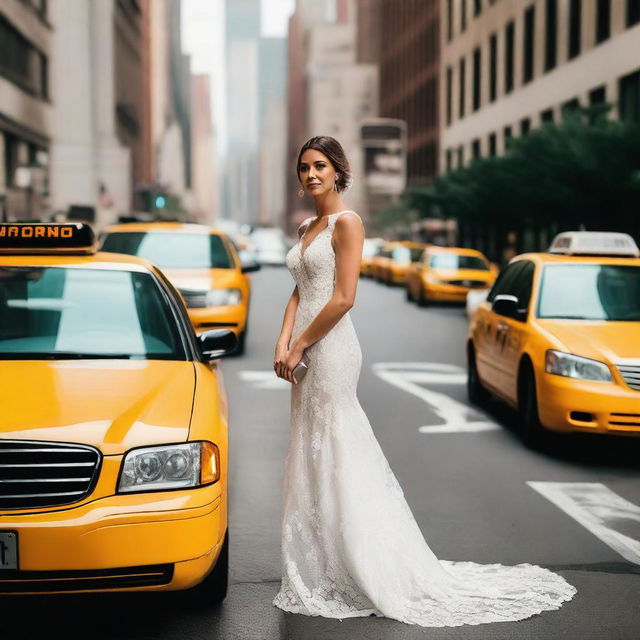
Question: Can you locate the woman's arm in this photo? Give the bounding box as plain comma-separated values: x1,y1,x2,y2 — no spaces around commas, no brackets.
276,284,300,349
287,212,364,363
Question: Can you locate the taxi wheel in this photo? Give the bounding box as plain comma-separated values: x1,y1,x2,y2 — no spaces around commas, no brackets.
417,286,429,307
405,285,413,302
467,347,489,406
234,328,246,356
189,529,229,605
519,366,547,449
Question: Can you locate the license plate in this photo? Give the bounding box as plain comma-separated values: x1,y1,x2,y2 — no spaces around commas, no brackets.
0,532,18,570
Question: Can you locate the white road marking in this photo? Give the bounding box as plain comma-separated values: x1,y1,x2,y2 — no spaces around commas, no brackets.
238,371,290,390
372,362,497,433
528,481,640,565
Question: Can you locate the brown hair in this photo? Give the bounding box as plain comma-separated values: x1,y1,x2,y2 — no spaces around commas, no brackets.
297,136,352,193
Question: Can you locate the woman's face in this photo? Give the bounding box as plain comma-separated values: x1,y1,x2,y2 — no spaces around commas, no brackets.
298,149,337,197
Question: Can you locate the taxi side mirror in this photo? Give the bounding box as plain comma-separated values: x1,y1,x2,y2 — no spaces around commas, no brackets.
492,294,527,321
241,260,261,273
198,329,238,359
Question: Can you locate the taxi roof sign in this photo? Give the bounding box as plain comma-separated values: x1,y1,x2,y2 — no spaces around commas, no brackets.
0,223,96,255
548,231,640,258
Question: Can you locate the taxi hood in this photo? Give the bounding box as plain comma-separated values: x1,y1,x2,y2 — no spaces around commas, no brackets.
0,360,195,455
537,320,640,363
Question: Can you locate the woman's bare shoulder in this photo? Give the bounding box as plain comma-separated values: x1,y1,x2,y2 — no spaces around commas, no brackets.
334,211,364,233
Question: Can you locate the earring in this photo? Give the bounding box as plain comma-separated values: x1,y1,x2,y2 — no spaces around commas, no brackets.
333,174,339,192
298,188,304,198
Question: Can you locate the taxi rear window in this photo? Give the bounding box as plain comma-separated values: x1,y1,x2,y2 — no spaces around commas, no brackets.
101,232,234,269
0,267,186,360
429,254,489,270
537,264,640,321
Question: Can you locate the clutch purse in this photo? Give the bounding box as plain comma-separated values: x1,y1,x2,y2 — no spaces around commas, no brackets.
292,358,308,383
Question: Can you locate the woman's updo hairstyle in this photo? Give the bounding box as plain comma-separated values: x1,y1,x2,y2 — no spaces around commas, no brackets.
297,136,352,193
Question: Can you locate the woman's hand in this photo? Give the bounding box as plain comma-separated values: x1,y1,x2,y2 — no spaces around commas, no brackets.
283,344,305,384
274,342,289,381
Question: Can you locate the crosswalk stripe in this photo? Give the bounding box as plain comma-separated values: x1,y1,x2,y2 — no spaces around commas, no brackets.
528,481,640,565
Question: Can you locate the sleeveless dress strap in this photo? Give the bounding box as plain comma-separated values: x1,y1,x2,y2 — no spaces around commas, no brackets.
328,210,360,232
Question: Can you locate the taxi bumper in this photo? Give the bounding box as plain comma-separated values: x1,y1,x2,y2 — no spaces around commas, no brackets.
187,304,246,335
537,372,640,436
0,486,226,594
424,283,484,302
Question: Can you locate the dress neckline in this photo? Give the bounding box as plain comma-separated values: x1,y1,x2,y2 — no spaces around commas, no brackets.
299,210,353,258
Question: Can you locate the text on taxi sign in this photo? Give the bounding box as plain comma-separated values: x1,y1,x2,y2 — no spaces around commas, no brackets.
0,225,74,239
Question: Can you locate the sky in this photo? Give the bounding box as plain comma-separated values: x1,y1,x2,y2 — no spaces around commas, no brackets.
182,0,294,155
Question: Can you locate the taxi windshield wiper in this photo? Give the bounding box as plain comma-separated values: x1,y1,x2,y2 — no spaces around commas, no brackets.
0,352,135,360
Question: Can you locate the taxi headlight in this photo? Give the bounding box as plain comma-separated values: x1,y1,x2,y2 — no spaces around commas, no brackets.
206,288,242,306
545,350,613,382
118,442,220,493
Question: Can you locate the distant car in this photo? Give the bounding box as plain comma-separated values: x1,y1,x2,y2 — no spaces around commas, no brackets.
250,227,289,266
406,246,496,306
380,242,426,285
467,231,640,448
0,222,234,599
466,287,490,319
360,238,384,277
101,222,258,355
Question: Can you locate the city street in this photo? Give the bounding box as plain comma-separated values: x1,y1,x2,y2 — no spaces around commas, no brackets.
3,267,640,640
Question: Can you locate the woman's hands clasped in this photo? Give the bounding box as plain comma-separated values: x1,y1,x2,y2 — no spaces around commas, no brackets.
274,342,304,384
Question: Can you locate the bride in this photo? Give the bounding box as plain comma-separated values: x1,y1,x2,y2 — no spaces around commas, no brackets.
271,135,576,627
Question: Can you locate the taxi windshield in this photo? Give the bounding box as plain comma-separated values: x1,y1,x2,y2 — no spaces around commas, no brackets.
537,264,640,321
428,254,489,270
0,267,186,359
101,232,233,269
392,246,423,263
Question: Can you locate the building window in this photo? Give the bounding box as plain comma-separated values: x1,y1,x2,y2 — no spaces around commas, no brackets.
523,5,535,84
474,0,482,16
472,139,481,159
595,0,611,43
489,33,497,102
627,0,640,27
447,0,453,41
446,149,453,171
461,0,467,31
457,145,464,168
459,57,466,118
488,133,497,156
504,21,514,93
589,85,606,105
0,16,49,99
504,125,513,150
541,108,554,122
568,0,581,59
520,118,531,135
545,0,557,71
620,69,640,122
446,66,453,125
472,47,481,111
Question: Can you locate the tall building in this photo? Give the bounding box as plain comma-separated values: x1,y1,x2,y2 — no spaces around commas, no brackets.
258,36,287,228
286,0,378,231
224,0,261,225
440,0,640,172
379,0,440,184
49,0,134,228
0,0,52,222
191,74,218,224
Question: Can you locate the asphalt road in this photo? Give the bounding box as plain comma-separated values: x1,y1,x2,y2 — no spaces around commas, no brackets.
4,266,640,640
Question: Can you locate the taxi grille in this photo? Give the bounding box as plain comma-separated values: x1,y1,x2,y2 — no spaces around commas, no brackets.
444,279,487,288
178,288,207,308
0,564,174,593
615,364,640,391
0,440,100,510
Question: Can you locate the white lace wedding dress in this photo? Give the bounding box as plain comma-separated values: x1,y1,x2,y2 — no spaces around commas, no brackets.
272,210,577,627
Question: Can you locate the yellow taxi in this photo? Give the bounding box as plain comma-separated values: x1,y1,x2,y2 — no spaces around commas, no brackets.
360,238,384,277
406,245,496,305
100,222,259,355
0,222,235,599
378,241,427,285
467,232,640,447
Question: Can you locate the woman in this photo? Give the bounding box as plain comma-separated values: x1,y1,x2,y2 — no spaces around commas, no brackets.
272,136,576,627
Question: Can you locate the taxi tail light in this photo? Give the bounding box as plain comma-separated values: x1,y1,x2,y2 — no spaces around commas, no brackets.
201,441,220,484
